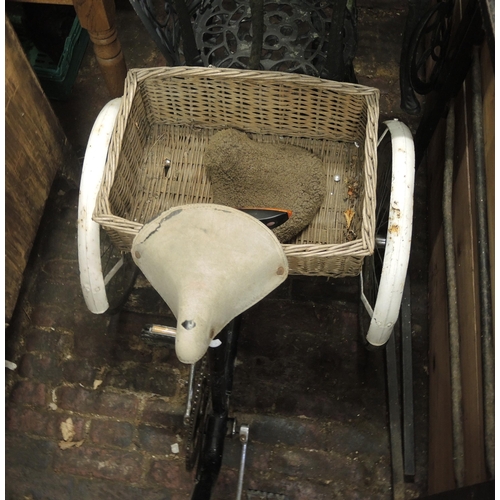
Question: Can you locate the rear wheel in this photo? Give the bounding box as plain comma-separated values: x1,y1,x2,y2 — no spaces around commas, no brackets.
360,120,415,347
98,228,138,314
78,98,138,314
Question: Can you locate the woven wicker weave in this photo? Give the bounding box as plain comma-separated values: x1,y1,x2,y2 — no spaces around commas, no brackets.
94,67,379,277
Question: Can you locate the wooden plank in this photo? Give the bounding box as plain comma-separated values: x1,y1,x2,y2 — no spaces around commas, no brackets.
426,0,491,489
5,17,78,323
452,77,487,487
480,42,494,318
427,68,490,493
427,118,456,495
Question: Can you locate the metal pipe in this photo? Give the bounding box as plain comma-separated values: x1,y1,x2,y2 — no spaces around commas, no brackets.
184,364,196,425
442,100,465,487
386,331,405,499
401,276,415,478
144,324,177,338
471,46,495,477
236,425,249,500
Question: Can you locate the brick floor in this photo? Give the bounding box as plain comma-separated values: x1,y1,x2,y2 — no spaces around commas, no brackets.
5,1,429,498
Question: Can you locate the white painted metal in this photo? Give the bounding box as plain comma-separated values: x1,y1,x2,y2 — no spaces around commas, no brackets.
78,98,122,313
363,120,415,346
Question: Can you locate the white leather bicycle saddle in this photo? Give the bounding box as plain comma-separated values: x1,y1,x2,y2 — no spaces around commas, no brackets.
131,204,289,364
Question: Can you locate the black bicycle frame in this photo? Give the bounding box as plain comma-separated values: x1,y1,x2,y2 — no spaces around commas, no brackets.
191,316,242,499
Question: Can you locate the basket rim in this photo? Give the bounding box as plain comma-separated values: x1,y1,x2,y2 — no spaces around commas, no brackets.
94,66,380,259
127,65,381,96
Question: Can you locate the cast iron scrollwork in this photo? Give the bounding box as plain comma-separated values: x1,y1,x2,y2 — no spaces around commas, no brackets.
129,0,357,82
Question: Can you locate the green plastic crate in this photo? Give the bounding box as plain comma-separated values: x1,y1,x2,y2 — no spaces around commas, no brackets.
10,10,89,100
34,17,89,100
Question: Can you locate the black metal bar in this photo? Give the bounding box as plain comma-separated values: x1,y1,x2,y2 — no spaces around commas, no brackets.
249,0,264,70
321,0,348,81
471,47,494,477
211,317,241,415
191,413,229,499
401,275,415,478
171,0,203,66
386,331,405,499
191,318,241,499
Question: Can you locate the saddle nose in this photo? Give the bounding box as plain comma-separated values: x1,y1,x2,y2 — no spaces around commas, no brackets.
131,204,288,364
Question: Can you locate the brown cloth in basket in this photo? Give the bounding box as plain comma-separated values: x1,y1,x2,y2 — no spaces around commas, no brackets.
204,129,326,243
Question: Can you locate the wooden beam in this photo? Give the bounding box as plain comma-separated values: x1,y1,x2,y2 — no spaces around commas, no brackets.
73,0,127,97
480,42,495,319
452,75,487,487
427,119,456,495
5,17,79,323
427,65,490,495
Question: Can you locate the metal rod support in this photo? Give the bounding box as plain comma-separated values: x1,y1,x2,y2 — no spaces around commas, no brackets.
471,46,494,478
184,364,196,425
236,425,250,500
401,276,415,478
386,332,405,500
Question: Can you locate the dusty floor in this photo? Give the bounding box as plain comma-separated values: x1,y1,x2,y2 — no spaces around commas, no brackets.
6,1,429,499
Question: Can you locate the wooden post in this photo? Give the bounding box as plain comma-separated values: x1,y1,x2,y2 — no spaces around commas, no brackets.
73,0,127,97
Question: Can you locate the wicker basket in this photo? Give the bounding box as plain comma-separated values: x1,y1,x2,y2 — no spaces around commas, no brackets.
94,67,379,277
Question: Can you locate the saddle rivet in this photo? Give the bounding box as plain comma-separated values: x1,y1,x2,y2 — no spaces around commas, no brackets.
277,266,285,275
135,251,141,259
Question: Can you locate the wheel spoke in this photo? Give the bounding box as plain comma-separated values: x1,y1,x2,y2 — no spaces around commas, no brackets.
103,256,125,285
